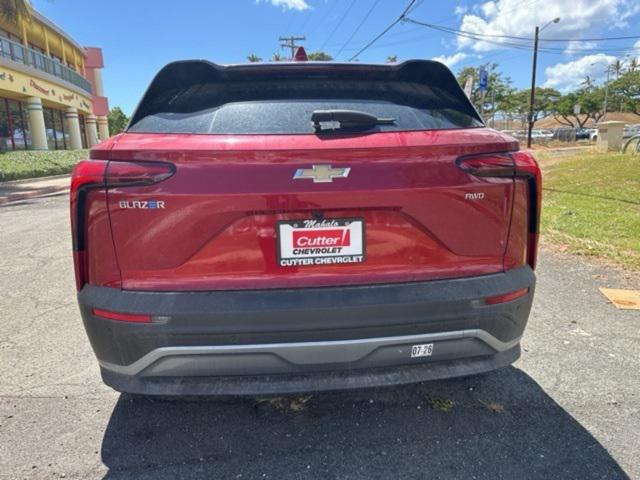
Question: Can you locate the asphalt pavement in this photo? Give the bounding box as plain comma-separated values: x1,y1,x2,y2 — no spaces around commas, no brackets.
1,193,638,479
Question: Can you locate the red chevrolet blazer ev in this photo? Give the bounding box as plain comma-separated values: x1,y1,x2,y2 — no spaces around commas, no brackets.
71,59,540,395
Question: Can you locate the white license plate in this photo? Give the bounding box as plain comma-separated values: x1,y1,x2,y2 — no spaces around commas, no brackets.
411,344,434,358
277,218,365,267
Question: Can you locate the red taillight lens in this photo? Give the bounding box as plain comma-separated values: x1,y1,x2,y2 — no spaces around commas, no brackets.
457,151,542,270
92,308,151,323
70,160,108,290
485,287,529,305
512,151,542,270
106,161,175,187
456,154,515,177
70,159,175,291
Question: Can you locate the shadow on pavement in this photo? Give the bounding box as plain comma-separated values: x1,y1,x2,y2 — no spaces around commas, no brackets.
100,367,629,479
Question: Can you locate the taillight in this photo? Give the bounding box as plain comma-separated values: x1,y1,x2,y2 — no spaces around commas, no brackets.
511,151,542,270
70,159,175,291
457,151,542,270
106,161,175,187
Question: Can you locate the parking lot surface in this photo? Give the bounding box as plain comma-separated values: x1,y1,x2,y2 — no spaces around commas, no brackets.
1,194,638,479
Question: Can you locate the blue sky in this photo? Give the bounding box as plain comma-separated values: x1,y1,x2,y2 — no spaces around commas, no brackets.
32,0,640,115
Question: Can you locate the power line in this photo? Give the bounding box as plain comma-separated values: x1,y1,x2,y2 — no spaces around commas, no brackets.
349,0,417,61
402,17,640,54
336,0,382,58
320,0,358,52
403,17,640,43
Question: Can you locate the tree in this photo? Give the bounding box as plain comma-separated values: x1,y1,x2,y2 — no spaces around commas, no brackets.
386,55,398,63
108,107,129,135
610,59,625,80
609,70,640,114
246,54,262,63
0,0,31,23
456,63,514,117
511,87,561,128
271,53,285,62
551,87,606,128
307,51,333,61
627,57,639,73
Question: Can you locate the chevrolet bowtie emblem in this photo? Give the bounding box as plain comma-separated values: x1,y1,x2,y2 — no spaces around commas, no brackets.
293,165,351,183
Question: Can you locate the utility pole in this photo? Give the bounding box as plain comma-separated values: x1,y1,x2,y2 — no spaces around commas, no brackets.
526,26,540,149
603,66,610,121
279,35,306,60
527,17,560,149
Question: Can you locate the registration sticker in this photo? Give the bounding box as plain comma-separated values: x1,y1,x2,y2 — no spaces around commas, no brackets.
411,344,434,358
277,218,365,267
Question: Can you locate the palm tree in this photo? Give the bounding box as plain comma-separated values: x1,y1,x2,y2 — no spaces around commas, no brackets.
610,59,625,79
386,55,398,63
580,76,594,89
246,54,262,63
0,0,32,24
271,53,285,62
627,57,639,73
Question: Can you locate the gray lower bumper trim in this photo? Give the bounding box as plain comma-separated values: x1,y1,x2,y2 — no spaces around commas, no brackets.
100,329,520,377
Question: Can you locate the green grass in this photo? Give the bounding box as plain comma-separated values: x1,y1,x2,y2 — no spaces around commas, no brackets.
540,151,640,270
0,149,88,182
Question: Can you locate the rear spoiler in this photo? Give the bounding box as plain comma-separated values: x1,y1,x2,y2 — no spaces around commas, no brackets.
128,60,483,129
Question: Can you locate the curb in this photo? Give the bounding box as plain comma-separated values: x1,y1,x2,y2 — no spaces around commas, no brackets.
0,185,69,205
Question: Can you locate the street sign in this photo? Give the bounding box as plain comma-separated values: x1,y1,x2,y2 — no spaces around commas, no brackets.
478,69,488,92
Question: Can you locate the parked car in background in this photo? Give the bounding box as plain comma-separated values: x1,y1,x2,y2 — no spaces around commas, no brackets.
623,124,640,138
71,58,541,395
575,128,592,140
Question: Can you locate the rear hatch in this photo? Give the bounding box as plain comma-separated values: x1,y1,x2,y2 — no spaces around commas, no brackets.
105,60,518,291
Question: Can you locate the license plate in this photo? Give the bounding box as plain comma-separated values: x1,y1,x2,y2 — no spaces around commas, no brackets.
277,218,365,267
411,344,434,358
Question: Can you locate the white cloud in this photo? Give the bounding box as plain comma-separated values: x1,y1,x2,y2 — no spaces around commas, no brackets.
543,54,616,91
432,52,468,68
635,40,640,50
456,0,639,52
564,40,598,55
257,0,310,11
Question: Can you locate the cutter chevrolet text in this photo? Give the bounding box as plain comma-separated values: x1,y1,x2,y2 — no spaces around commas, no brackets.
71,56,540,395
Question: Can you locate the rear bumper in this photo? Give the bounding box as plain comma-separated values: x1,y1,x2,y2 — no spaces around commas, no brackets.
78,266,535,395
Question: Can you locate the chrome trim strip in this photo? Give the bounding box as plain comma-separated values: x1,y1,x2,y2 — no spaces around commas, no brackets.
100,329,521,376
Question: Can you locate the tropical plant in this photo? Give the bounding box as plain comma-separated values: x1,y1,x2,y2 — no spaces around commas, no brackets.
0,0,31,23
609,70,640,114
307,51,333,61
107,107,130,135
610,59,625,79
246,54,262,63
386,55,398,63
551,87,606,127
271,53,285,62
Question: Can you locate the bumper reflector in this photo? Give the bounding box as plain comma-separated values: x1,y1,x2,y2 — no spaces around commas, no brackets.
92,308,152,323
485,288,529,305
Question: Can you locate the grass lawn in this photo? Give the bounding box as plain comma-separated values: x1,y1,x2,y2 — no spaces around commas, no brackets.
0,149,88,182
537,150,640,270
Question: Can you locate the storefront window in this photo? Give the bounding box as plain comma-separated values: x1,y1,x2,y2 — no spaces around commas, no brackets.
0,98,11,151
8,99,27,149
0,97,32,150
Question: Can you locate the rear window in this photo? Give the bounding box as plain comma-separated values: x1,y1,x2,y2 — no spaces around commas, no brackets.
128,62,483,135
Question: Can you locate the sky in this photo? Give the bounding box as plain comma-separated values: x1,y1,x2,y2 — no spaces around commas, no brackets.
32,0,640,115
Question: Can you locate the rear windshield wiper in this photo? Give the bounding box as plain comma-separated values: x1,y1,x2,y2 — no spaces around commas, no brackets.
311,110,395,133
